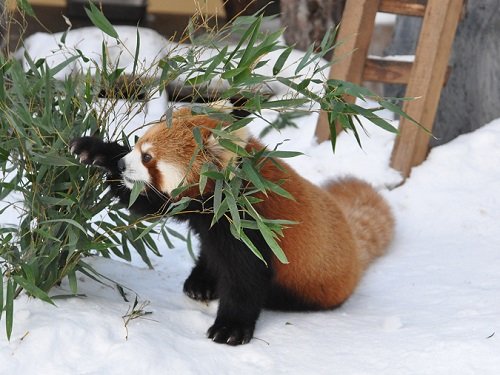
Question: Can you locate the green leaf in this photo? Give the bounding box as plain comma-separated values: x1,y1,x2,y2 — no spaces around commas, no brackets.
259,98,309,109
378,99,425,131
199,163,210,195
170,184,193,199
129,181,145,208
165,227,187,242
132,28,140,77
68,270,78,295
204,46,228,79
186,229,196,262
167,196,191,215
211,198,229,227
257,220,289,264
160,226,175,249
32,152,78,166
241,160,266,192
264,180,295,201
237,16,262,67
213,178,223,216
49,55,82,77
328,79,376,99
221,66,248,80
218,139,250,157
202,170,225,180
39,218,87,235
16,0,35,16
5,279,14,340
134,221,159,241
13,276,55,306
225,190,241,234
192,127,203,147
295,43,315,75
261,150,303,159
239,230,267,266
186,74,211,87
85,2,119,39
126,232,153,269
350,104,399,133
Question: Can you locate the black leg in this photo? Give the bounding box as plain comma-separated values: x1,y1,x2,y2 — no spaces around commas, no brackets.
202,230,272,346
183,252,218,302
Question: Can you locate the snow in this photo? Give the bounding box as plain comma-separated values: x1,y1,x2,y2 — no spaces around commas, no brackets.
2,26,500,375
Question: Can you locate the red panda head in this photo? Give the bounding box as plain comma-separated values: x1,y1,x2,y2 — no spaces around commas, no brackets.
120,108,249,196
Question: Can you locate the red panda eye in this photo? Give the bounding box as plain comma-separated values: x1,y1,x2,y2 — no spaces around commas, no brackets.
142,153,153,163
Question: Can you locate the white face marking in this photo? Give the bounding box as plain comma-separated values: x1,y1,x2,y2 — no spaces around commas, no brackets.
156,161,185,194
141,142,153,154
121,148,151,189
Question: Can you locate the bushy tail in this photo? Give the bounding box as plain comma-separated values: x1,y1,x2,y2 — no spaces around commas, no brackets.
325,178,394,268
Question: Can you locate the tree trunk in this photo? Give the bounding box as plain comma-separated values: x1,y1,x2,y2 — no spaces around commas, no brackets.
281,0,345,52
385,0,500,147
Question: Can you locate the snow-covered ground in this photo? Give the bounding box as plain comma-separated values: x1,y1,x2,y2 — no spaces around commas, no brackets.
1,26,500,374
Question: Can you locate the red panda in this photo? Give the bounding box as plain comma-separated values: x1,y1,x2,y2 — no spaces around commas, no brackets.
70,107,394,345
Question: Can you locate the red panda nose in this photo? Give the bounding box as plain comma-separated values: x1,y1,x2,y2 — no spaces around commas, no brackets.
117,158,126,173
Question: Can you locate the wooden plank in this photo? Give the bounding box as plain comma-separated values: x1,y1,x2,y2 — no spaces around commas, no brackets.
363,56,452,85
363,57,414,84
379,0,427,17
315,0,380,142
390,0,464,177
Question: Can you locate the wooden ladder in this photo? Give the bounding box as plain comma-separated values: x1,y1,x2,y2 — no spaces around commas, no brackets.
315,0,465,178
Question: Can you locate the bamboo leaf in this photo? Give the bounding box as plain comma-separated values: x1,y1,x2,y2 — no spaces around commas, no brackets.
135,221,159,241
264,180,295,201
165,227,187,242
261,150,303,159
39,218,86,235
49,55,81,77
129,181,145,208
85,2,119,39
186,229,196,262
132,28,140,77
225,190,241,235
5,279,14,340
68,270,78,295
239,230,267,266
218,139,250,157
213,178,223,217
199,163,209,195
273,46,293,75
350,104,399,133
256,220,288,264
12,276,55,306
378,99,426,131
204,46,228,78
241,160,266,192
16,0,35,16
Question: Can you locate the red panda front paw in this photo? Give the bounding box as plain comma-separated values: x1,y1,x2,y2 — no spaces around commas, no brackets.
70,137,110,168
183,274,218,302
207,320,254,346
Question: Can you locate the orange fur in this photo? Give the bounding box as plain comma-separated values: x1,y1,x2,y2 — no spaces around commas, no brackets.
247,140,394,308
137,109,394,309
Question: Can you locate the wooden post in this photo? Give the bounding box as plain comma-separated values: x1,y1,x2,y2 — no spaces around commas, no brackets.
390,0,464,177
314,0,380,142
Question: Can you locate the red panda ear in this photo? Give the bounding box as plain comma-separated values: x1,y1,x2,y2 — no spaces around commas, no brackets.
173,108,249,168
205,126,249,168
172,107,192,118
